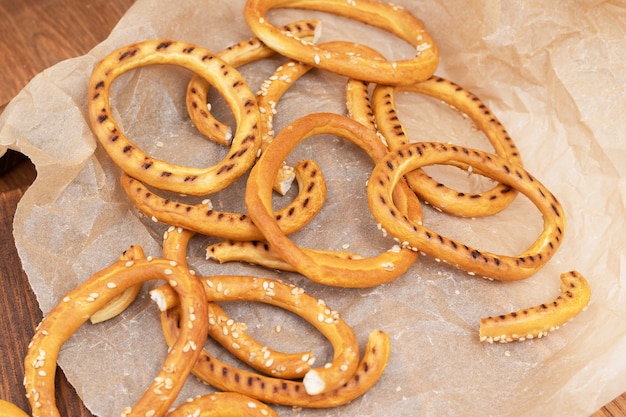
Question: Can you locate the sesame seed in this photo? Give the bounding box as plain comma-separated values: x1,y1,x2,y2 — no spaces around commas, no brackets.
125,261,134,267
107,282,117,289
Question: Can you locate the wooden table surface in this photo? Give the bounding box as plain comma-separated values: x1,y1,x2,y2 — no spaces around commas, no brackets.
0,1,624,416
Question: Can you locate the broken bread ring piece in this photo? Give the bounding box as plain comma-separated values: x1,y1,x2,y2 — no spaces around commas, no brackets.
22,246,209,417
186,20,320,146
367,141,566,281
372,76,523,217
244,0,439,85
245,113,421,288
120,157,326,241
88,39,261,196
479,271,591,343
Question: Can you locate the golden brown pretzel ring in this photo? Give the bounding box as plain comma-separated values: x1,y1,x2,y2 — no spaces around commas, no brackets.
88,39,261,196
480,270,591,343
367,141,566,281
162,274,361,396
160,279,390,407
120,157,326,241
372,76,523,217
164,392,279,417
21,246,209,417
186,20,320,146
155,227,315,380
243,0,439,85
246,112,421,288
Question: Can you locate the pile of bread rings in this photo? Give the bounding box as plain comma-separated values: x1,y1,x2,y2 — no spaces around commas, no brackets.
1,1,592,416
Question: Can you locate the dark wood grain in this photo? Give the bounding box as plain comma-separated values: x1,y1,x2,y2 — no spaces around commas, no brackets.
0,0,624,416
0,0,136,108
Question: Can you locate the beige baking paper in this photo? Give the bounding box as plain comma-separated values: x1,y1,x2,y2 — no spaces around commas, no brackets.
2,0,625,416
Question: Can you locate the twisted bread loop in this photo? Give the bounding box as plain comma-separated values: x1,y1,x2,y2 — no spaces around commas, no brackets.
88,39,261,196
244,0,439,85
367,141,566,281
21,246,209,417
186,20,320,147
119,156,326,241
246,112,421,287
372,77,523,217
479,270,591,343
160,278,390,406
155,227,315,379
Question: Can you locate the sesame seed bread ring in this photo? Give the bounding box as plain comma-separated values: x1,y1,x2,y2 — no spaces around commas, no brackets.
22,246,209,417
243,0,439,85
164,392,279,417
372,77,523,217
186,20,320,147
120,158,326,241
155,227,315,380
246,113,421,288
367,142,566,281
88,40,261,196
160,275,362,396
479,271,591,343
160,282,391,406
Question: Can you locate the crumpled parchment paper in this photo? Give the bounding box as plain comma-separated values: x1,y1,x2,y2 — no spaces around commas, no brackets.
1,0,625,416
